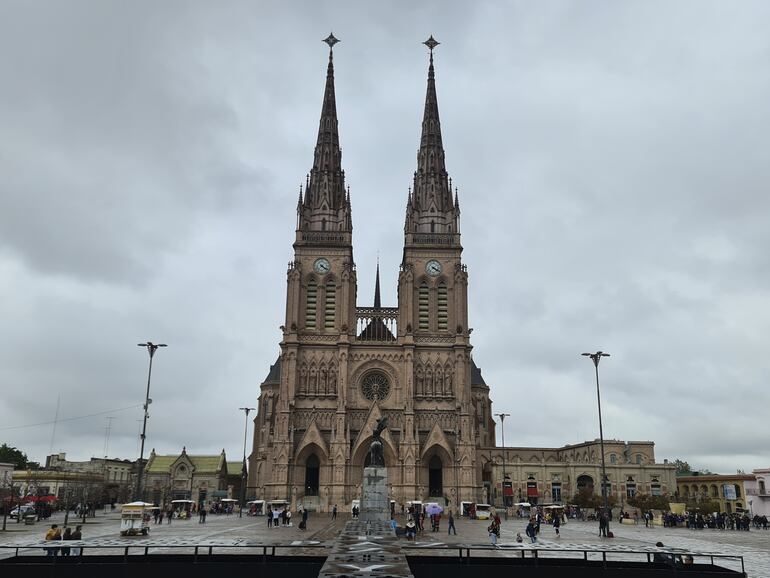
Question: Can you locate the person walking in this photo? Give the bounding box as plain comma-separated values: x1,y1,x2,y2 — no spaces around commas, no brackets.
332,504,338,521
266,506,273,528
286,508,292,527
599,512,607,537
448,511,457,535
525,518,537,543
300,507,308,531
44,524,61,557
61,527,72,556
488,517,500,546
553,513,561,537
70,525,83,556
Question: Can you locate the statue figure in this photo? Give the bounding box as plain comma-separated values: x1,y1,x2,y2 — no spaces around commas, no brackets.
368,416,388,467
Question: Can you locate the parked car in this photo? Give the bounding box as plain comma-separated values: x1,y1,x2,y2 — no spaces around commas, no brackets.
10,505,35,519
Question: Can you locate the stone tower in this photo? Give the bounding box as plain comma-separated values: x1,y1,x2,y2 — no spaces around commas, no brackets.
248,36,494,512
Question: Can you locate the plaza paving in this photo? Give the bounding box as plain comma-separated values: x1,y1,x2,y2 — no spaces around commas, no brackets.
2,510,768,576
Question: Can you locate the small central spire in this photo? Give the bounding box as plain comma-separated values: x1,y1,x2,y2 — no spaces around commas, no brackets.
374,255,381,309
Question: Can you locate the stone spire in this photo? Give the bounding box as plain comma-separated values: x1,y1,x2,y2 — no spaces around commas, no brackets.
405,36,460,245
374,256,381,309
297,34,352,241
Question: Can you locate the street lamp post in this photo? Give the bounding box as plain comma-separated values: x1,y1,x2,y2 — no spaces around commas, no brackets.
238,407,256,518
495,412,510,519
135,342,167,501
582,351,610,536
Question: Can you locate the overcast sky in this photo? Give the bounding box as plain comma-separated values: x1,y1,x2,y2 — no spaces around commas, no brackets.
1,1,768,475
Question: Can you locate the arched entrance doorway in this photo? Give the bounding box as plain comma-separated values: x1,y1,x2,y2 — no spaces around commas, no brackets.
428,455,443,497
577,475,594,493
305,454,320,496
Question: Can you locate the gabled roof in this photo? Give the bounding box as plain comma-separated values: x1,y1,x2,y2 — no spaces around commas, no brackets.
263,356,281,383
471,359,486,386
145,450,225,474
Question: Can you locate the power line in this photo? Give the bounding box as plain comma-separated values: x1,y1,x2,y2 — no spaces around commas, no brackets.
0,404,142,431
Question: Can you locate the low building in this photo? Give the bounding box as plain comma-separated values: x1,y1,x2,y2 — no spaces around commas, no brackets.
479,439,676,508
45,453,135,503
677,473,755,514
745,468,770,516
143,447,230,507
12,468,104,503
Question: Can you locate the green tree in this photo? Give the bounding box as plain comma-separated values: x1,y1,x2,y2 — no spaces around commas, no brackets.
571,487,617,510
0,444,28,469
672,459,692,475
628,493,671,511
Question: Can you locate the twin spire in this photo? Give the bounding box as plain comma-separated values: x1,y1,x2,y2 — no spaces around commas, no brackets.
298,34,460,249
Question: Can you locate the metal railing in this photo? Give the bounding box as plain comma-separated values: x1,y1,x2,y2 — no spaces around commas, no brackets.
403,544,746,576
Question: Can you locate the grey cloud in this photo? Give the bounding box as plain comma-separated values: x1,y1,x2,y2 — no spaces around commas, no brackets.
1,1,768,473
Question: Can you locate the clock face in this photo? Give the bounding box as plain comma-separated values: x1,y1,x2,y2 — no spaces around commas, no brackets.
314,258,331,275
425,260,442,277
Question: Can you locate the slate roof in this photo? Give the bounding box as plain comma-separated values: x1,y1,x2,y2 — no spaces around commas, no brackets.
263,356,281,383
470,358,487,386
145,452,225,474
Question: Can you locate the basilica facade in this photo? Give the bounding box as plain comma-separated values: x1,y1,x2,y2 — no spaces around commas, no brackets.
247,37,495,511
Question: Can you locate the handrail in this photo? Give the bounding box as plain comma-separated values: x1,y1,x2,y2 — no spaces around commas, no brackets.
403,544,745,576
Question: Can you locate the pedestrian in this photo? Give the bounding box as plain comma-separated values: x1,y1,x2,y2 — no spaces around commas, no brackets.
273,507,280,527
553,513,561,537
525,519,537,543
287,508,293,527
267,506,273,528
200,508,207,524
153,509,159,524
44,524,61,557
448,511,456,535
332,504,337,520
488,517,500,546
61,527,72,556
599,512,608,537
301,507,309,531
70,525,83,556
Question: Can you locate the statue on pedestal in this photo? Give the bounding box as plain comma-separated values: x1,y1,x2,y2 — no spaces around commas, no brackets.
368,417,388,467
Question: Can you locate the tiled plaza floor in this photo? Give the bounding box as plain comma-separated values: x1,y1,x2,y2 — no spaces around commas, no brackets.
2,511,768,576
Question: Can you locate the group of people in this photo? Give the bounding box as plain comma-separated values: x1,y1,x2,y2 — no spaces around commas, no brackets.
43,524,83,557
618,508,768,531
265,505,309,530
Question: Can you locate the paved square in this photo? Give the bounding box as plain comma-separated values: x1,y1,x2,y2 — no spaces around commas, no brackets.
2,510,767,577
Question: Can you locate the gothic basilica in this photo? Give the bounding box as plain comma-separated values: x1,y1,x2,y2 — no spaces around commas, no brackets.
247,36,497,511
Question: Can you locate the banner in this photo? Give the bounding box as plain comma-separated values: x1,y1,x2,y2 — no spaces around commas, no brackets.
723,484,737,501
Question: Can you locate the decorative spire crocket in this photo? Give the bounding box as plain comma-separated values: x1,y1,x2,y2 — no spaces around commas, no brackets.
405,36,460,245
297,33,352,242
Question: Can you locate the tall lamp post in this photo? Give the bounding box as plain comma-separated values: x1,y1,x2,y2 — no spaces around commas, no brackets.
495,413,510,519
135,342,166,501
582,351,610,535
238,407,256,518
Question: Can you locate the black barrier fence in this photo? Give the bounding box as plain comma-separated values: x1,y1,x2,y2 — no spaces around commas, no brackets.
0,543,746,578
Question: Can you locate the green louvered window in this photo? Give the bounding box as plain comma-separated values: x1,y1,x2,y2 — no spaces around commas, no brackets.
306,280,317,328
437,283,448,330
418,283,430,330
324,281,336,328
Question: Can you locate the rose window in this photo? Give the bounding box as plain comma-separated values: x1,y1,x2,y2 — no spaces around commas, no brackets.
361,372,390,401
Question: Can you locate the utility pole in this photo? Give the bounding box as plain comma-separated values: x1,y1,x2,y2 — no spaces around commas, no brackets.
135,342,167,501
582,351,611,536
238,407,256,518
495,412,510,519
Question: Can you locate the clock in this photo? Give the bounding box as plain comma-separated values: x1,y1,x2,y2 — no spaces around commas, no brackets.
314,258,331,275
425,260,442,276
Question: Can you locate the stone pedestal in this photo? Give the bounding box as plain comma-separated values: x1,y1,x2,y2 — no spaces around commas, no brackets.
360,466,390,522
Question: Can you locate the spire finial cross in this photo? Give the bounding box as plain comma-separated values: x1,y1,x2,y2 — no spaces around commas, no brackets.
323,33,340,51
423,35,440,52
